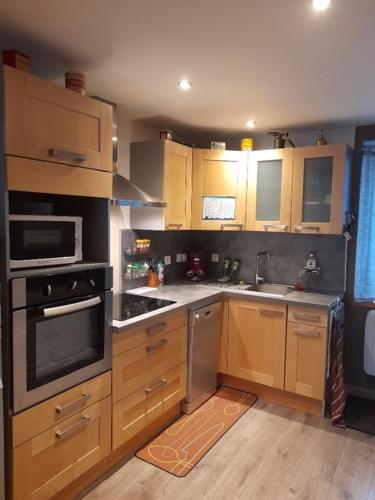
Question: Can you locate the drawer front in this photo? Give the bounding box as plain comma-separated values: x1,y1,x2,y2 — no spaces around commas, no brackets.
113,363,187,450
113,309,187,355
4,65,112,172
288,306,328,328
6,156,112,198
113,326,187,403
12,371,111,447
285,323,328,400
13,396,111,500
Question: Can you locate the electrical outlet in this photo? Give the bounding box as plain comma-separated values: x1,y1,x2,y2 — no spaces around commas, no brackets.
181,253,187,262
211,253,220,263
164,256,171,265
176,254,181,263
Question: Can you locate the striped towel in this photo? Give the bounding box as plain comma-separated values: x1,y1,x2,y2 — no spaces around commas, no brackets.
328,302,346,428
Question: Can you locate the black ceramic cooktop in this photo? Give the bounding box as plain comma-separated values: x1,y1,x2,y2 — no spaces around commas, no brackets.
113,293,176,321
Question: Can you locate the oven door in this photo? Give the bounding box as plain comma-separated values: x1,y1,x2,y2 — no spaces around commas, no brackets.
13,290,112,413
9,215,82,269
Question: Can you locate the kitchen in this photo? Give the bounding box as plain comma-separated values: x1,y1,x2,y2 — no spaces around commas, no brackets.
1,1,375,499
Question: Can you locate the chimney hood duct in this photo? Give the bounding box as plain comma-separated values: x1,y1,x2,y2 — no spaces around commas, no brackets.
92,96,166,208
111,174,166,208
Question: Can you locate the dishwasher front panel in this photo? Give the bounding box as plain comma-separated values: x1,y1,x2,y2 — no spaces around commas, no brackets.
185,301,221,413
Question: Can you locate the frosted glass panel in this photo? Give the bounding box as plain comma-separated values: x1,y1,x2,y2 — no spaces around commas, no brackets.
302,157,333,222
202,196,236,220
256,160,282,221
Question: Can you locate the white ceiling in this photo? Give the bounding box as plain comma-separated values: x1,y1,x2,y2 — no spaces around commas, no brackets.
1,0,375,134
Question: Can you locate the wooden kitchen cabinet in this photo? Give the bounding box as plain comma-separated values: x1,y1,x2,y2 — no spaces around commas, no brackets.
12,396,111,500
291,144,352,235
191,149,247,230
227,299,287,389
246,148,293,232
4,65,113,173
130,140,192,230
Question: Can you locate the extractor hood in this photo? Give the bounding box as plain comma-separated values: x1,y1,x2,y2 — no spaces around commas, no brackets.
111,174,166,208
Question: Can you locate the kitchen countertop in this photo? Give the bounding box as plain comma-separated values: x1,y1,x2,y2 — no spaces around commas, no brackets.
112,282,342,333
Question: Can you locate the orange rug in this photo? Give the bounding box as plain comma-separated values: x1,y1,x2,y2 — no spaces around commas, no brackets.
136,387,257,477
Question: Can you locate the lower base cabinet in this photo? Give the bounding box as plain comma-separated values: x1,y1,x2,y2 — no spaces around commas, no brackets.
113,363,187,450
227,299,287,389
12,396,111,500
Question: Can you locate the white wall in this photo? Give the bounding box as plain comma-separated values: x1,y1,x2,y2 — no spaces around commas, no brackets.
110,112,159,293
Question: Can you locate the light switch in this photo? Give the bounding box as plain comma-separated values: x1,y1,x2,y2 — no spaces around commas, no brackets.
164,256,171,265
211,254,219,262
181,253,187,262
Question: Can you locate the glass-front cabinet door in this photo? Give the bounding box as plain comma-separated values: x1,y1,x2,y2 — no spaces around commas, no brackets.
291,144,351,235
246,148,294,232
191,149,247,230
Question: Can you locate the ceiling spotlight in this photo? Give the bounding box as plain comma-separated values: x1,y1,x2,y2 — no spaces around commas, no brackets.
246,120,256,129
178,79,192,91
312,0,331,11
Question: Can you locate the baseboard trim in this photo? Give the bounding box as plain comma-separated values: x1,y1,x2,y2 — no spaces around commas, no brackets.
219,374,323,417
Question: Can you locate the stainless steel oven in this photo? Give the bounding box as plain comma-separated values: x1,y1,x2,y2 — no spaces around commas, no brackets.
9,215,82,269
11,266,112,413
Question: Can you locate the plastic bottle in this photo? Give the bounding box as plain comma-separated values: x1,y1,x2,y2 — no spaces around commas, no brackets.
158,262,165,286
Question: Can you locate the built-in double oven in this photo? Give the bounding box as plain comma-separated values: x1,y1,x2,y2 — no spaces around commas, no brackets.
11,266,113,413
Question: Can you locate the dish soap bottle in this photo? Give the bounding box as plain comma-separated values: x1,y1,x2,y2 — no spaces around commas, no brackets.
158,262,165,286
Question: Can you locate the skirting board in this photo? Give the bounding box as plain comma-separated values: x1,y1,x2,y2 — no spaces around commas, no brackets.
219,374,324,417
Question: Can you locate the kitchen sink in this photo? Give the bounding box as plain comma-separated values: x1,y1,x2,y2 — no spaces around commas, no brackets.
245,283,294,296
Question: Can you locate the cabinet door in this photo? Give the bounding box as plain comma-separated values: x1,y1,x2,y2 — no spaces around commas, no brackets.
163,141,192,229
246,148,293,232
192,149,247,230
291,144,350,234
12,397,111,500
4,65,113,172
285,322,327,400
227,299,286,389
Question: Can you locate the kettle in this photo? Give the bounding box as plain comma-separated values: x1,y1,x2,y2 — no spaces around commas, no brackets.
268,131,296,149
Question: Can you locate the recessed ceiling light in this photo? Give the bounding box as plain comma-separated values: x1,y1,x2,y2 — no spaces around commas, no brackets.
178,79,192,91
246,120,256,129
312,0,331,11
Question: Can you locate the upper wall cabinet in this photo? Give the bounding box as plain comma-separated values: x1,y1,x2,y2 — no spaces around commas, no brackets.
246,148,293,232
3,65,113,172
192,149,247,231
291,144,352,235
130,140,192,230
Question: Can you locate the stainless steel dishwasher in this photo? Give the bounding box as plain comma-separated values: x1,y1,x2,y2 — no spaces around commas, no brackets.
183,301,221,414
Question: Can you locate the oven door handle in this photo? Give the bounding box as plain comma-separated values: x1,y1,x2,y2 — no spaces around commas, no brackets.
43,296,102,317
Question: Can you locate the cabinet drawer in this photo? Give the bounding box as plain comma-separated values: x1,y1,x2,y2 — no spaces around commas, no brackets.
12,371,111,447
113,363,186,450
285,323,328,400
4,65,112,172
113,309,187,355
113,326,187,403
288,306,328,328
13,396,111,500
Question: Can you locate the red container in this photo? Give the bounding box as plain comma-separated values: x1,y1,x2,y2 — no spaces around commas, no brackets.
65,71,86,95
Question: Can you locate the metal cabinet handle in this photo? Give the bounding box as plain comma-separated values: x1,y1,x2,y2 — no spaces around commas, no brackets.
294,226,320,232
294,328,320,338
220,223,243,230
259,308,284,317
55,393,91,416
166,223,183,230
145,378,167,395
263,224,288,231
145,338,168,353
48,148,88,162
146,322,168,337
292,313,321,323
55,415,92,441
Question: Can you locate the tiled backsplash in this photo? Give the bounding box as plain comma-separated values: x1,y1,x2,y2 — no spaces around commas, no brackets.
121,229,346,293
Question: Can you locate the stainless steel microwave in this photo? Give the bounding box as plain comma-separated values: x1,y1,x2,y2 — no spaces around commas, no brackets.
9,215,82,269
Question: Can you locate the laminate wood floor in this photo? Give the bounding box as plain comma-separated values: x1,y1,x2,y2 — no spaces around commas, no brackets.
83,399,375,500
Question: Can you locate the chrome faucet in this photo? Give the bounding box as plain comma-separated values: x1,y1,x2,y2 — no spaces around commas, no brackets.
255,251,270,284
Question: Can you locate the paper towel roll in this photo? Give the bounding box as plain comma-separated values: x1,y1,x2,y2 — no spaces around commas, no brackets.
364,310,375,376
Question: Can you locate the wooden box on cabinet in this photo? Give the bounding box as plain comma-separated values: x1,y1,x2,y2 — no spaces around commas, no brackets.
246,148,293,232
3,65,113,173
191,149,247,230
291,144,352,235
227,299,287,389
130,140,192,230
